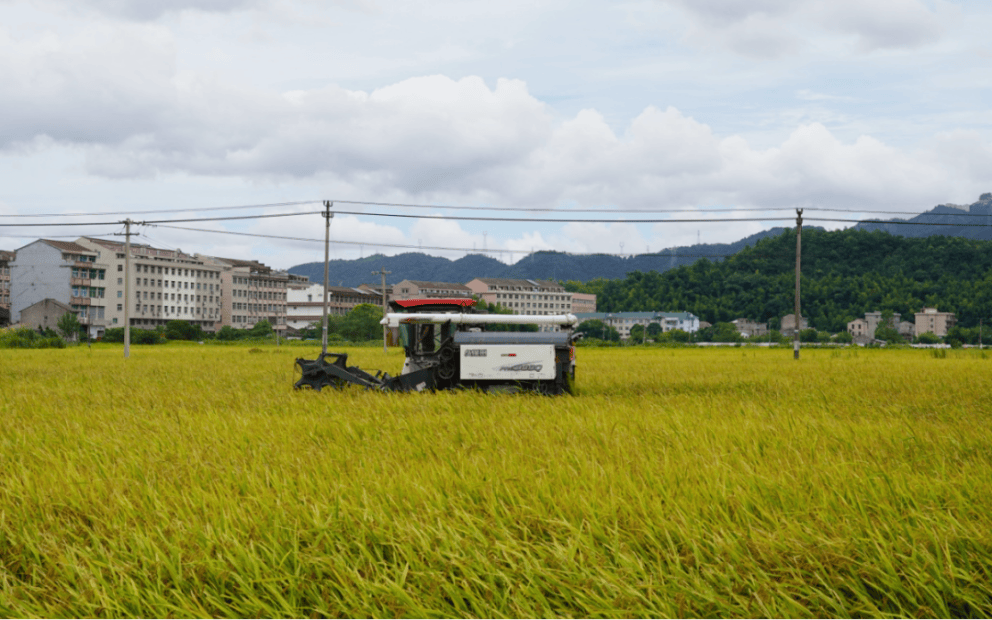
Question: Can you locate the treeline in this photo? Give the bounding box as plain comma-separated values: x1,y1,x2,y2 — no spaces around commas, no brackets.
565,229,992,332
102,319,276,344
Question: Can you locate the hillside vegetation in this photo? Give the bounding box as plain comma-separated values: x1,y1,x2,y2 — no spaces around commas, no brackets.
568,229,992,332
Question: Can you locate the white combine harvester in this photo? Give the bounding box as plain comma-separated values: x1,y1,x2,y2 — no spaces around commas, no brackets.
294,299,579,394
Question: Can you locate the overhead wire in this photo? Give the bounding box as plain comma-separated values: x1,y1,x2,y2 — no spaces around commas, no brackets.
146,223,760,258
1,197,990,218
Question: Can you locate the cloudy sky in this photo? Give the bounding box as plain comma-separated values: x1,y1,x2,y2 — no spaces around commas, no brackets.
0,0,990,268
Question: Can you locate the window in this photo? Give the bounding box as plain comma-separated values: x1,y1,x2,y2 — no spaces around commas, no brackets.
117,304,122,311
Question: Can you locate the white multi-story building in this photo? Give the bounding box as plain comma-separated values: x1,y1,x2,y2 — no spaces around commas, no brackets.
285,283,380,330
573,311,700,339
76,237,222,332
9,239,109,338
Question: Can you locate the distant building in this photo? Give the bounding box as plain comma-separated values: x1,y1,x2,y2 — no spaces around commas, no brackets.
10,239,108,338
571,293,597,314
915,307,956,337
574,311,700,339
897,321,916,339
731,318,768,338
0,249,13,311
77,237,222,333
285,284,381,330
847,318,869,339
19,299,76,333
201,256,291,333
864,311,900,337
393,280,473,301
466,278,573,331
780,314,809,336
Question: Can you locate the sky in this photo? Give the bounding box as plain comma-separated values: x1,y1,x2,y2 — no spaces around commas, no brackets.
0,0,990,269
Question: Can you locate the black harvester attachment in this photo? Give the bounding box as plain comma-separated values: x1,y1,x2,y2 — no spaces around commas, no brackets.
294,352,437,393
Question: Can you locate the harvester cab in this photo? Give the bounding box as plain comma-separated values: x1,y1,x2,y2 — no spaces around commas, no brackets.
294,298,579,394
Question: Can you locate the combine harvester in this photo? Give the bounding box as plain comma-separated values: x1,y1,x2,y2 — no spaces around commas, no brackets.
294,299,578,394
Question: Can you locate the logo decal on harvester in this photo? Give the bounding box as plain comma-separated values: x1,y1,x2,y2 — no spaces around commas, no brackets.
499,362,543,372
464,349,487,357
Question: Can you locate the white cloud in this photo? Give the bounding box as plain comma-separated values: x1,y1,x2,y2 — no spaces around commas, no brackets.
660,0,945,56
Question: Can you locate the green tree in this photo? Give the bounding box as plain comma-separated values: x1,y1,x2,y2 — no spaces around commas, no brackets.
342,304,383,341
646,322,663,338
874,326,904,344
575,319,620,342
249,320,273,339
833,331,853,344
628,324,646,343
164,320,203,341
914,331,941,344
56,312,81,342
216,325,241,341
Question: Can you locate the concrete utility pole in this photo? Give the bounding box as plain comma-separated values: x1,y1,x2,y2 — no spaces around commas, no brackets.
794,208,803,361
322,201,333,356
118,218,136,360
372,266,391,353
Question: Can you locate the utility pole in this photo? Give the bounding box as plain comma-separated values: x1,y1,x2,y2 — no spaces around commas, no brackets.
117,218,136,359
794,208,803,360
372,267,391,353
322,201,333,356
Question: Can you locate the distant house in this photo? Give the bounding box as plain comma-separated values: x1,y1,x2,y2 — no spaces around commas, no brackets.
915,307,956,337
864,311,900,337
19,298,77,333
731,318,767,338
897,321,916,339
847,318,869,339
780,314,809,336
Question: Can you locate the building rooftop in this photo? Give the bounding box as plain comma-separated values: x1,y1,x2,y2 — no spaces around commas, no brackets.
404,280,473,290
471,277,560,289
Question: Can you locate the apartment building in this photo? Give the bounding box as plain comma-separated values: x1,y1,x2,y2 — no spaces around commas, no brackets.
571,292,597,314
466,278,573,332
0,250,12,311
10,239,109,338
392,280,473,300
76,237,222,332
915,307,956,337
285,283,380,330
202,257,290,333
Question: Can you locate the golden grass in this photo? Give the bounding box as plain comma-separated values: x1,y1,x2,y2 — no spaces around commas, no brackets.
1,345,991,617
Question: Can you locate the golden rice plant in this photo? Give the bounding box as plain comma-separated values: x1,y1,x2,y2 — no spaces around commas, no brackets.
1,344,990,617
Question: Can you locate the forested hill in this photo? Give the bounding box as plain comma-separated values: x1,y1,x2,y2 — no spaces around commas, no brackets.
566,229,992,332
287,228,789,286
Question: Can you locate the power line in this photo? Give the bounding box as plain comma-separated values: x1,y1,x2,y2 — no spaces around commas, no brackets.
333,199,992,217
0,200,319,218
0,211,319,227
3,211,990,228
146,224,757,258
2,197,991,218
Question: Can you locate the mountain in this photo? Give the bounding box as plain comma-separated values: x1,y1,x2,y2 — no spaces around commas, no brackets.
287,194,992,286
287,228,791,286
854,193,992,240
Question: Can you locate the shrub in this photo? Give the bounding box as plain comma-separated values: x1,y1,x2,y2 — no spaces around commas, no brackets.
0,327,67,349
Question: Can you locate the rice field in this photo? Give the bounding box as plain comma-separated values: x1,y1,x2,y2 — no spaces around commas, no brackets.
1,344,991,617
